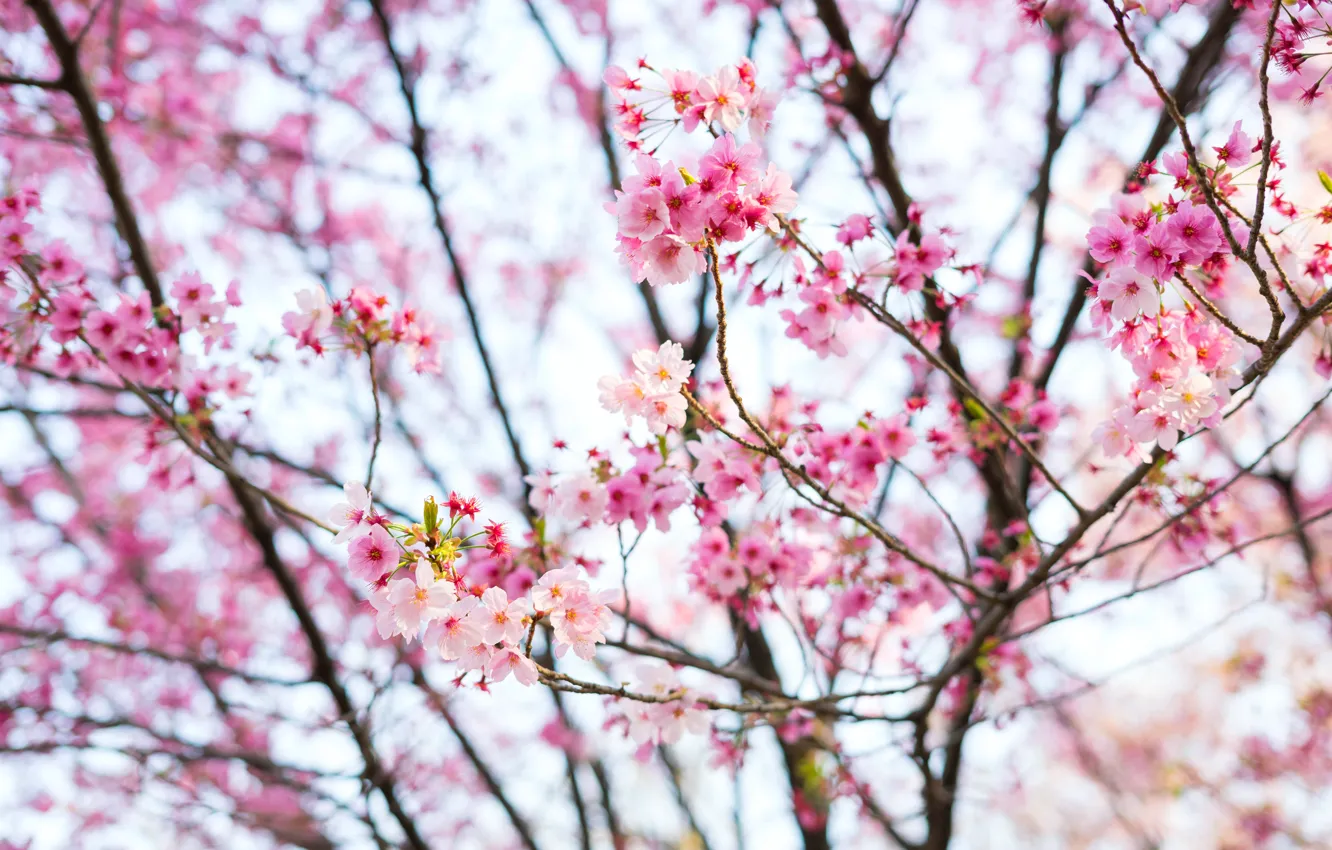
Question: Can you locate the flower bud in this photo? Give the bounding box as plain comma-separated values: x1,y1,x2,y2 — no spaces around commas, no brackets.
423,495,439,534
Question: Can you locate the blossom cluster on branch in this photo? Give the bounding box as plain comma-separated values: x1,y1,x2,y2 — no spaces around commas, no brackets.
6,0,1332,848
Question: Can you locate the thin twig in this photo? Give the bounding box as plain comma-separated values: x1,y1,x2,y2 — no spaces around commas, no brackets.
0,73,62,89
364,346,383,490
368,0,534,512
25,0,166,309
0,624,309,687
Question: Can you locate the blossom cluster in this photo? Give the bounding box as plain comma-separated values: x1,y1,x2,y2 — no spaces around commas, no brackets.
604,61,797,285
777,251,856,359
528,442,692,533
602,60,963,361
1,189,249,410
597,340,694,435
623,664,708,751
687,437,762,505
785,413,918,508
1083,135,1259,457
688,525,812,600
331,483,617,687
605,59,777,143
763,214,953,358
1091,305,1239,456
1272,7,1332,103
283,286,440,374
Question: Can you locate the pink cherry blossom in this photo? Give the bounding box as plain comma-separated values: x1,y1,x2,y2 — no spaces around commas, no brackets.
599,341,694,434
532,567,588,612
747,87,779,138
1132,223,1181,280
385,561,454,642
1213,120,1253,168
624,664,708,746
699,135,763,191
641,235,703,286
281,288,333,348
632,341,694,391
1130,402,1181,451
555,473,609,523
615,188,671,240
485,646,539,686
661,69,697,114
695,67,746,131
1098,267,1160,320
436,597,482,661
348,525,398,582
837,214,873,246
329,481,378,543
479,586,528,645
1087,215,1134,265
1165,201,1222,265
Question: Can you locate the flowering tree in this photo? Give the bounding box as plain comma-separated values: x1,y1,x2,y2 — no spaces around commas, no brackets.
3,0,1332,847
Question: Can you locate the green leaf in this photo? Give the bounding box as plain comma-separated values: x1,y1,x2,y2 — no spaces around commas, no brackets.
962,397,988,422
423,496,439,534
1001,314,1027,340
1319,169,1332,196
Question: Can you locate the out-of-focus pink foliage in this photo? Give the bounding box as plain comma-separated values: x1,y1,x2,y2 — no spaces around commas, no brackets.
3,0,1332,848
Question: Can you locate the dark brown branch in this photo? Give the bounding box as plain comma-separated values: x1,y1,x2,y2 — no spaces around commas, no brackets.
923,288,1332,740
588,759,622,846
871,0,922,85
410,665,542,850
21,19,432,830
809,0,912,229
368,0,533,512
830,750,920,849
1102,0,1284,348
521,0,683,352
1246,0,1283,254
364,347,383,490
920,667,981,850
0,624,309,687
804,0,1035,550
0,72,62,89
1036,0,1242,391
1268,472,1323,608
604,638,789,696
0,705,346,781
1010,21,1068,381
25,0,165,310
660,745,715,850
219,452,431,850
536,647,595,850
736,616,831,850
0,404,146,419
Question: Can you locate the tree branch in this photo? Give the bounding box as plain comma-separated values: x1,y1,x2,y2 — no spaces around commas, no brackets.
368,0,534,513
1036,0,1242,391
410,664,542,850
1009,21,1068,380
25,0,166,310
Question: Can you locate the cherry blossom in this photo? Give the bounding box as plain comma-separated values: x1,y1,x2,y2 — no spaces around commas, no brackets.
5,6,1332,849
348,525,398,582
385,561,454,642
329,481,379,543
